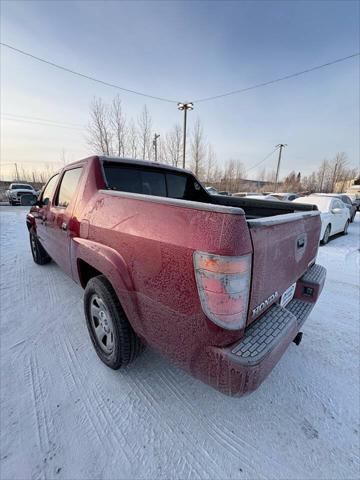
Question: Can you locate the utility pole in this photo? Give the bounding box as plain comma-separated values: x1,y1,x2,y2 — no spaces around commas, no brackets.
177,102,194,169
14,163,19,181
153,133,160,162
274,144,287,192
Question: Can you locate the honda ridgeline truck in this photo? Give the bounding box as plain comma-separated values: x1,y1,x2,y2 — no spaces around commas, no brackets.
26,156,326,396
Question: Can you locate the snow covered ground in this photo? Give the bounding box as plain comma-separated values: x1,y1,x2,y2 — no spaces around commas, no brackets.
1,206,359,480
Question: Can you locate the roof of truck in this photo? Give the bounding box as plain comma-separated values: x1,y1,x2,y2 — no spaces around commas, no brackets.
99,156,192,174
64,156,192,175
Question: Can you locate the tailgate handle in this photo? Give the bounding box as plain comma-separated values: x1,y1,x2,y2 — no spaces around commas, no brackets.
297,238,305,249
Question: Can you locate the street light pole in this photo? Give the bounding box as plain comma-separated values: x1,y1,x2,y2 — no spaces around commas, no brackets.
153,133,160,162
274,143,287,192
177,102,194,169
14,163,19,181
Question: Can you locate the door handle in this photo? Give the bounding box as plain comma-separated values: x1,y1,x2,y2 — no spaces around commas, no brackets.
297,238,305,249
61,222,68,231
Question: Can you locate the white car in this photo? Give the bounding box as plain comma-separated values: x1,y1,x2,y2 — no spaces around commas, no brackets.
206,186,218,195
270,192,300,201
6,183,38,205
244,194,280,201
293,195,350,245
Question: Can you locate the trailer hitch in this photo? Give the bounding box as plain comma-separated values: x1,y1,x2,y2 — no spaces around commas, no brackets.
293,332,303,346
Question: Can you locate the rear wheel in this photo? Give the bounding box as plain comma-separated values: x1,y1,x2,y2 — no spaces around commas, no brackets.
343,220,350,235
321,224,331,245
84,275,144,369
29,230,51,265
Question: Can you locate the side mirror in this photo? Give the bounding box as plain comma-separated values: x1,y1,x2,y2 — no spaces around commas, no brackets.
34,198,45,207
331,208,342,214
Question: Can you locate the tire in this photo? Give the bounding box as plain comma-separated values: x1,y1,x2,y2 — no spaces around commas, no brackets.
84,275,144,369
29,230,51,265
343,220,350,235
320,224,331,245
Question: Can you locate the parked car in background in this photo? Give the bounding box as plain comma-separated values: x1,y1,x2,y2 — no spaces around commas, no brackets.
233,192,259,197
205,186,218,195
234,192,279,202
332,194,356,222
270,192,300,201
6,183,38,205
312,193,357,222
293,195,350,245
347,194,360,211
217,190,232,196
233,192,276,198
26,155,326,396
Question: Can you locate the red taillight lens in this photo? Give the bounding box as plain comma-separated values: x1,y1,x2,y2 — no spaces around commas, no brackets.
193,251,252,330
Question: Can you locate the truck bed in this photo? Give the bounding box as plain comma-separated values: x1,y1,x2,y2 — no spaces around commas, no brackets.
209,194,317,219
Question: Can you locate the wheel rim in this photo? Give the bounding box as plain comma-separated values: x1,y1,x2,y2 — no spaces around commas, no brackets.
345,221,349,233
30,234,37,260
89,294,115,354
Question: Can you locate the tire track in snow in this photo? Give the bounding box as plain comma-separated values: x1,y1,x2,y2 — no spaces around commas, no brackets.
60,336,108,446
125,372,221,479
158,367,266,478
59,335,133,471
68,351,135,469
25,353,58,479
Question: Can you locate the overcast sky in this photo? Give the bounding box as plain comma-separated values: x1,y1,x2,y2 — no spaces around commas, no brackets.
1,0,359,180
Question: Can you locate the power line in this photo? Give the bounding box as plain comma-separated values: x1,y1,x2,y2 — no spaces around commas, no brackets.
1,160,63,165
3,113,84,127
193,53,360,103
1,115,84,130
1,42,358,106
0,42,178,104
246,146,280,173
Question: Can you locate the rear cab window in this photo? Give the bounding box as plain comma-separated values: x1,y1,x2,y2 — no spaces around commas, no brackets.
102,162,208,202
55,167,83,208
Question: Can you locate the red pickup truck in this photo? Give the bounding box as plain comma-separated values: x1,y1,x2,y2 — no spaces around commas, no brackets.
27,156,326,396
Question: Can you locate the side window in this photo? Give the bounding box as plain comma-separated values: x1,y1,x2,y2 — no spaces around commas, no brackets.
333,200,342,209
41,174,59,205
166,173,188,199
55,168,83,208
141,171,166,196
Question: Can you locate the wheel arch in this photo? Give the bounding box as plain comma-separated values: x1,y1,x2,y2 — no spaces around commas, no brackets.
26,214,36,232
72,238,143,336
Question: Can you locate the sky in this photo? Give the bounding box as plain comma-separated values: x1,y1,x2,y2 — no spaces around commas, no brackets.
0,0,359,180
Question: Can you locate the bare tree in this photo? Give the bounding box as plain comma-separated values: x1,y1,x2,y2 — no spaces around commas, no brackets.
316,159,328,192
87,98,113,155
205,144,216,183
60,149,67,166
110,95,127,157
137,105,152,160
165,124,182,167
191,118,206,178
126,120,138,158
256,167,267,182
329,152,348,192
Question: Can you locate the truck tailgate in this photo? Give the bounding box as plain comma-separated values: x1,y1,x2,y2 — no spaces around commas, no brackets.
247,211,321,325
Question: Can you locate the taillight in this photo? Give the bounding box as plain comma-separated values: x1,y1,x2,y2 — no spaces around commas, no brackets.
193,251,252,330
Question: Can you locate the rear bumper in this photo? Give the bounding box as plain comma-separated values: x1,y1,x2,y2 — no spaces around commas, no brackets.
193,263,326,396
